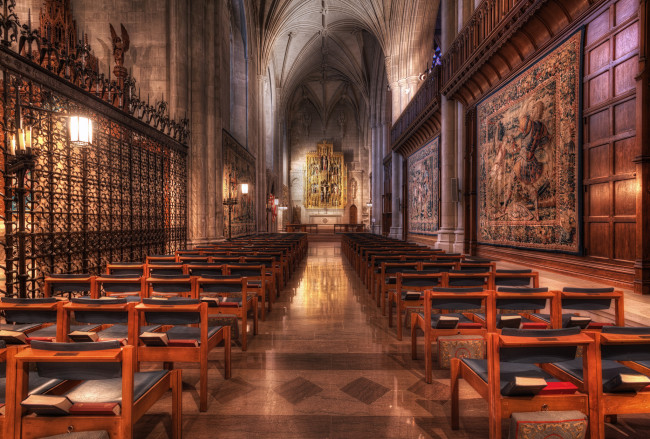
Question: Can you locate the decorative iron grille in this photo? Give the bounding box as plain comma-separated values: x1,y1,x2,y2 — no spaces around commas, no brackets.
0,1,188,297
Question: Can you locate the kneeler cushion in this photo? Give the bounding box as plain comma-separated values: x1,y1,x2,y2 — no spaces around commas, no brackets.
437,335,485,369
37,432,110,439
509,410,587,439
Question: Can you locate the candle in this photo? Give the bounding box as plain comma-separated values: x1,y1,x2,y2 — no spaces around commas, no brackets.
17,128,25,151
10,136,16,155
25,127,31,150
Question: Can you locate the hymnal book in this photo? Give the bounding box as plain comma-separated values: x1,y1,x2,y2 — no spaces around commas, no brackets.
586,322,613,329
21,394,73,415
568,316,591,329
68,331,99,342
168,339,199,347
501,376,548,396
404,291,422,301
434,315,459,329
521,322,548,329
0,329,27,344
538,382,579,395
69,402,121,416
497,315,522,329
140,331,169,346
603,373,650,393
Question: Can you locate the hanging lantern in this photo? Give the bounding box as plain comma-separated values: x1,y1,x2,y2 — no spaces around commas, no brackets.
70,116,93,146
241,183,249,195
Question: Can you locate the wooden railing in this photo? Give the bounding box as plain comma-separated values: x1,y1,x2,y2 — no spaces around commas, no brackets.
390,67,441,148
441,0,544,97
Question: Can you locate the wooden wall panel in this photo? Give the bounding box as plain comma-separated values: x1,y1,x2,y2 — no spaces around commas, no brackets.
583,0,638,264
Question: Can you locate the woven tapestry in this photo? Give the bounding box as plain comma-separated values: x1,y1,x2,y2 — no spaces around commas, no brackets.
223,131,256,237
477,31,582,253
407,136,439,236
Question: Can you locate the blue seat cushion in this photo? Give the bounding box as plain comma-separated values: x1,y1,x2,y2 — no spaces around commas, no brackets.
97,324,162,340
164,326,224,343
553,358,647,392
30,324,102,339
64,370,168,403
462,359,555,394
0,372,62,404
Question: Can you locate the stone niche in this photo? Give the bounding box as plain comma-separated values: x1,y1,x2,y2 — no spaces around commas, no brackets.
287,81,370,228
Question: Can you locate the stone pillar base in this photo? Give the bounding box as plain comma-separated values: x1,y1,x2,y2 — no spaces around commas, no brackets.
372,225,382,235
435,228,457,252
453,229,465,254
389,227,403,240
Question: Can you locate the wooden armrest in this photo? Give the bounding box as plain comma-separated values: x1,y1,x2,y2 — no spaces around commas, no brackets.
499,333,593,347
135,303,202,311
16,347,122,362
560,291,623,299
44,277,93,283
599,333,650,344
146,277,191,283
429,292,490,299
0,302,61,311
63,303,131,311
96,276,142,282
494,292,555,299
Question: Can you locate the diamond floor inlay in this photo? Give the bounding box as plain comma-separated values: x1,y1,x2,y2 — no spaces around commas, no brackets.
273,376,324,405
340,377,390,405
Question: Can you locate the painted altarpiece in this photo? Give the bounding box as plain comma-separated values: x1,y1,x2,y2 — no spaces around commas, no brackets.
303,141,347,209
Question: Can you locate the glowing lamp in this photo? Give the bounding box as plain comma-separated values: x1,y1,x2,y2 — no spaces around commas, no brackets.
241,183,249,195
70,116,93,146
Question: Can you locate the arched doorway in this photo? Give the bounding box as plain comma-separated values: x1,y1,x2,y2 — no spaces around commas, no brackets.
349,204,358,224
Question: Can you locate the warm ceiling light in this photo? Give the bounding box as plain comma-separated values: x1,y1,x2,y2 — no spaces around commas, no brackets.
70,116,93,146
241,183,249,195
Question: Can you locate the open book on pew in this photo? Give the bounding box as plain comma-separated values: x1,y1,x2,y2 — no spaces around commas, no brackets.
68,330,99,342
201,296,239,307
501,376,548,396
0,329,27,344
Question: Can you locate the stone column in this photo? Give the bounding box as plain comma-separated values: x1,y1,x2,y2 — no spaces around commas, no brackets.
256,73,268,232
390,151,403,239
436,0,458,252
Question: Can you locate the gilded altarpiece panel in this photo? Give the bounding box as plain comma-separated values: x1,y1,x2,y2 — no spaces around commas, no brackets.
477,31,582,253
222,131,256,237
407,136,439,236
304,142,347,209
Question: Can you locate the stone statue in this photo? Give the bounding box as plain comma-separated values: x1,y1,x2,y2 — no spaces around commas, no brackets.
109,23,130,68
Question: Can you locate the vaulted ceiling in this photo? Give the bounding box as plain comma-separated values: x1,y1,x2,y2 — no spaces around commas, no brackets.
253,0,439,116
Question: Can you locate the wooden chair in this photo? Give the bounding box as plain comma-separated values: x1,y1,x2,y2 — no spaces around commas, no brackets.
451,327,598,438
0,342,67,439
144,274,195,299
105,262,147,277
377,261,419,313
435,253,465,263
243,257,280,300
62,298,159,346
458,261,497,273
186,263,227,278
494,269,540,288
11,340,181,439
225,265,269,320
95,274,145,299
177,256,209,265
554,287,625,330
43,274,96,298
146,263,185,277
446,270,494,290
389,271,446,340
135,298,231,412
0,298,66,343
196,276,258,351
472,287,556,332
145,254,177,264
411,287,490,383
539,326,650,438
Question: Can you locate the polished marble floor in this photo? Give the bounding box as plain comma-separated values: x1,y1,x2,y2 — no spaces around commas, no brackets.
137,242,650,438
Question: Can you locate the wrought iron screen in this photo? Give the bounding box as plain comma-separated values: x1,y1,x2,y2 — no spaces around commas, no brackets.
0,1,188,297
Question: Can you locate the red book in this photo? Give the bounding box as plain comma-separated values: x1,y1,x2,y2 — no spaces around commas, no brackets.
168,339,199,347
587,322,614,329
457,322,482,329
69,402,121,415
521,322,548,329
26,336,55,343
538,382,578,395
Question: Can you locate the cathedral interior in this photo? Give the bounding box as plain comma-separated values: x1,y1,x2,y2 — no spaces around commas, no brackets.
0,0,650,438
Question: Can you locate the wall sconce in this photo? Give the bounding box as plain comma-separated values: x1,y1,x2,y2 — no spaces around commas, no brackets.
366,202,372,208
241,183,249,195
11,126,32,155
274,198,279,206
69,115,93,146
